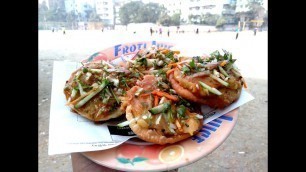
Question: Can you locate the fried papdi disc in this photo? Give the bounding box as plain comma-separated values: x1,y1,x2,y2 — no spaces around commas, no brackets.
126,105,202,145
64,62,125,121
68,104,125,121
168,69,242,109
168,72,207,104
123,75,203,145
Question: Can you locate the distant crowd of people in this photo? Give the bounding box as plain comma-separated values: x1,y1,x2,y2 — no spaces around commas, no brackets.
49,25,261,38
149,26,209,37
235,27,260,40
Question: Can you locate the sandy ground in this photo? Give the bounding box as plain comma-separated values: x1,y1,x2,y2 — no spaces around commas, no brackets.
39,29,267,171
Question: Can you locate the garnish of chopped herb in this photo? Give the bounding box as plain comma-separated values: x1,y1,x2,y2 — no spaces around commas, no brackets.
194,56,203,63
224,59,236,71
167,109,174,123
222,49,232,61
108,77,119,87
153,60,158,69
132,72,140,78
177,105,187,119
210,50,222,61
109,102,120,112
177,96,191,107
189,59,196,69
182,65,191,75
109,86,120,104
82,67,88,73
136,57,147,66
120,77,130,88
74,79,110,108
100,87,111,103
102,94,110,104
165,51,174,61
156,69,166,80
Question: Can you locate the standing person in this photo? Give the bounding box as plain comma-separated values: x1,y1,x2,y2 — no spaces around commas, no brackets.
235,27,239,40
254,27,257,36
167,29,170,37
196,28,199,34
63,27,66,35
159,28,162,35
150,27,153,36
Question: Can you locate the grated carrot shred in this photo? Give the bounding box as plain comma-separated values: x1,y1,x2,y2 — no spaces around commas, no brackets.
152,90,179,101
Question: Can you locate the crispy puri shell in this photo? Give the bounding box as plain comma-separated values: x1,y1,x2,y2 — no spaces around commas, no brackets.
168,70,242,108
168,72,207,104
64,62,125,121
69,105,125,121
126,105,203,145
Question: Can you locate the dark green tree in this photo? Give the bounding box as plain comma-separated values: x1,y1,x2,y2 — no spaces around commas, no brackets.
170,13,181,26
158,13,171,26
246,0,265,20
216,17,226,28
188,14,201,24
39,1,49,22
119,1,144,25
141,3,165,23
200,13,220,25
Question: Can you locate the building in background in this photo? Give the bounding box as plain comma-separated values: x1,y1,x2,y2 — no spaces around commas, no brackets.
64,0,114,25
159,0,183,16
235,0,249,22
235,0,266,28
64,0,95,21
181,0,237,25
95,0,115,25
189,0,223,16
114,0,126,25
221,0,237,25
